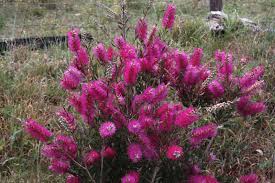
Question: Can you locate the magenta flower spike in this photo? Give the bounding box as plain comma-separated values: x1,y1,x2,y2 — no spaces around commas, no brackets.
135,18,148,42
56,108,76,131
121,171,140,183
208,80,225,98
49,159,70,174
127,143,143,163
84,150,101,166
166,145,183,160
190,123,218,145
190,48,203,66
175,107,199,128
236,96,265,116
24,119,52,142
183,66,202,86
128,120,142,134
124,60,140,85
99,122,116,138
93,43,109,64
60,66,83,90
162,3,176,29
68,29,81,53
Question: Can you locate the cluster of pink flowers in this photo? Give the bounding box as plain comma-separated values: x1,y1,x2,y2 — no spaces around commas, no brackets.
23,3,265,182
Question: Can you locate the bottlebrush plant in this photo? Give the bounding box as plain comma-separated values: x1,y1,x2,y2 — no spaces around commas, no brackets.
23,3,265,183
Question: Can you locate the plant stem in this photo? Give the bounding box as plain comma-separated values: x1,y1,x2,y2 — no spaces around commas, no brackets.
150,165,160,183
69,155,96,183
204,136,215,156
100,145,104,183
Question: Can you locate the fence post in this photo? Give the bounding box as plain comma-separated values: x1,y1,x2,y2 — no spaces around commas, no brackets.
210,0,223,11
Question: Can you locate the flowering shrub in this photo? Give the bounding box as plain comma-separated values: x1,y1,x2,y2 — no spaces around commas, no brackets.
23,3,265,183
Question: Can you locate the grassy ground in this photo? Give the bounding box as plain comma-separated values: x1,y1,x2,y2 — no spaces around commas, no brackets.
0,0,274,182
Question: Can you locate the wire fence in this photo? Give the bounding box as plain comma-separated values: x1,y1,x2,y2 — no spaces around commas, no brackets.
0,0,274,40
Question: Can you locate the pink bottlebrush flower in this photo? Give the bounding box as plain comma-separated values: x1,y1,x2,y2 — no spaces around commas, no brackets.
171,102,184,111
60,66,83,90
137,133,158,160
183,66,201,86
152,83,168,103
215,50,233,77
162,3,176,29
102,147,116,159
79,91,95,125
112,109,127,127
190,123,218,145
188,175,219,183
99,122,116,138
56,109,76,131
166,145,183,160
208,80,225,98
146,25,158,46
239,66,264,89
215,50,226,63
175,51,188,72
114,81,126,97
84,150,100,166
67,29,81,53
69,93,83,113
139,104,154,117
239,173,258,183
138,116,155,129
150,37,167,60
76,47,89,67
139,87,155,103
135,18,148,42
89,80,108,101
24,119,52,142
42,135,77,160
93,43,108,64
158,114,173,132
140,57,157,73
241,80,265,96
49,159,70,174
156,104,176,132
120,43,137,61
42,144,64,160
200,67,211,81
156,103,169,117
221,53,233,76
127,143,143,163
236,96,266,116
175,107,199,128
128,120,142,134
98,96,117,115
114,35,126,49
54,135,78,159
107,46,115,61
121,171,140,183
190,48,203,66
124,60,140,85
66,174,80,183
